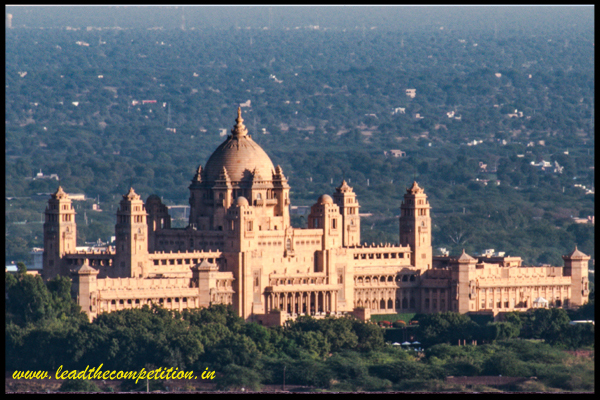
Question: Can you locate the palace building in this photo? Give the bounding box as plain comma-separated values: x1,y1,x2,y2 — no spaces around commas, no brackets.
43,109,590,325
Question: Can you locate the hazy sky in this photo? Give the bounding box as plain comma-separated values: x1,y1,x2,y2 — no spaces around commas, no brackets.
5,5,594,34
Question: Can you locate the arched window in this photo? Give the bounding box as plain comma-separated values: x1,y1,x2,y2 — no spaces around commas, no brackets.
286,239,291,251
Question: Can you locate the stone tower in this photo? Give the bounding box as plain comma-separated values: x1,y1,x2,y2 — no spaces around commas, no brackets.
114,188,148,278
451,249,477,313
399,181,432,270
43,186,77,279
271,165,291,229
562,246,590,307
71,260,99,319
333,180,361,247
211,167,233,231
225,196,255,253
145,194,171,252
308,194,342,250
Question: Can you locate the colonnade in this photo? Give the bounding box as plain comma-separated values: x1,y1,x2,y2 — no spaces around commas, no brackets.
355,288,417,311
266,290,337,315
476,285,570,311
100,295,199,313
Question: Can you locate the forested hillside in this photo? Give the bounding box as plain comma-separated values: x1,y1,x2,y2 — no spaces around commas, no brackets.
5,8,594,267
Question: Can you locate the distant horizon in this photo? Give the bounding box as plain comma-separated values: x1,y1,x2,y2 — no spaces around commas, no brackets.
5,5,593,33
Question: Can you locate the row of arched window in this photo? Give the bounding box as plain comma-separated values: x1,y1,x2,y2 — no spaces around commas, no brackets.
353,252,407,260
355,274,416,285
355,298,417,310
270,277,328,286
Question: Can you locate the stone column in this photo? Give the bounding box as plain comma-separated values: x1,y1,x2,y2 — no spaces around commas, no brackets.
304,292,308,314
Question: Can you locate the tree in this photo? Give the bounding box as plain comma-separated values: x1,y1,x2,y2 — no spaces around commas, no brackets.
47,275,87,322
486,321,520,342
351,320,385,351
482,351,532,377
572,297,594,320
6,266,54,325
416,312,479,346
369,360,443,383
207,333,261,369
216,364,263,392
438,215,472,248
556,324,594,349
520,308,570,340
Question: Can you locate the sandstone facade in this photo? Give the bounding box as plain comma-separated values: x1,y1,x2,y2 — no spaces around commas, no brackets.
43,109,590,325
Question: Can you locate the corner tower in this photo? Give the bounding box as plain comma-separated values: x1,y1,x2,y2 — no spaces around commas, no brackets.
43,186,77,279
271,165,291,230
114,188,148,278
333,180,360,247
399,181,432,270
145,194,171,252
308,194,342,250
562,246,590,308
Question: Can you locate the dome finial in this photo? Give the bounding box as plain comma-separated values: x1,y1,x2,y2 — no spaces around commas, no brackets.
52,186,68,199
407,181,424,194
231,107,248,137
123,187,140,201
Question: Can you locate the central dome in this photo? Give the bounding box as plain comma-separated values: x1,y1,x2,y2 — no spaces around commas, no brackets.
203,108,275,183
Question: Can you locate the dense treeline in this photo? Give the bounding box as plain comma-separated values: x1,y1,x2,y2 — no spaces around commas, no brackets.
5,265,594,392
5,23,594,267
414,307,594,349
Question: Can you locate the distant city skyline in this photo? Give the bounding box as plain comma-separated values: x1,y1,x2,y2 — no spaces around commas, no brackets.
5,5,593,33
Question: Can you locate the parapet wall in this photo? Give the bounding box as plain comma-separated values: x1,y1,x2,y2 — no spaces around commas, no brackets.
96,276,191,290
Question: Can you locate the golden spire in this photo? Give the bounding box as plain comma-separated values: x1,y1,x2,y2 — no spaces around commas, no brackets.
123,187,141,201
231,107,248,137
407,181,424,194
52,186,68,199
336,179,352,193
193,165,203,182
